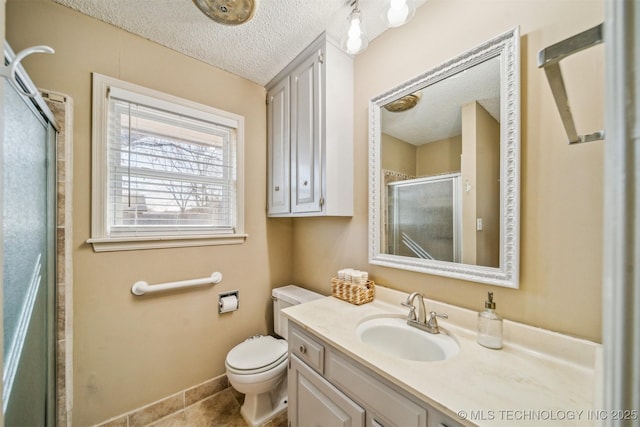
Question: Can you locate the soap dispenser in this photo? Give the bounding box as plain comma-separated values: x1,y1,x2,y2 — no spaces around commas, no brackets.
477,292,503,349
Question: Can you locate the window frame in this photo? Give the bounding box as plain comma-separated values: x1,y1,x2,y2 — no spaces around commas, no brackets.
88,73,246,252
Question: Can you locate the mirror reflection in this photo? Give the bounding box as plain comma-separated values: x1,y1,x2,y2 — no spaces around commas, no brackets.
380,56,500,267
368,27,520,288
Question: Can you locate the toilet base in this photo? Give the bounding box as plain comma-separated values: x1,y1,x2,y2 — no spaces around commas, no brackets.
239,377,287,427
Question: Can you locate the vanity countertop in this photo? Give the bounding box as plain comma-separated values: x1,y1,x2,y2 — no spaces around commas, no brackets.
283,285,601,427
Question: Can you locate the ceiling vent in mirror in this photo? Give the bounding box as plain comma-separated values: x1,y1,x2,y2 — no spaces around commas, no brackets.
193,0,258,25
384,91,422,112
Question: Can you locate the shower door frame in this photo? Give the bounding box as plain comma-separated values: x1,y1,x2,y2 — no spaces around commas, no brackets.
602,0,640,420
1,41,59,426
387,172,462,263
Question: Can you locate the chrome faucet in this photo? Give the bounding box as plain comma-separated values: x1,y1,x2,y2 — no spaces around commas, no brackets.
402,292,426,323
401,292,447,334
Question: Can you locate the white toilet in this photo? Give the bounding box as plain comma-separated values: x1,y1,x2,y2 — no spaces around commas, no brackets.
225,285,323,427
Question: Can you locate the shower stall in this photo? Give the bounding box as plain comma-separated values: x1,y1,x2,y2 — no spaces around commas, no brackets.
387,173,462,263
1,42,58,425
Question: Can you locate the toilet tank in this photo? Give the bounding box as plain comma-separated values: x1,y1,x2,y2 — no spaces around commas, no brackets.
272,285,323,339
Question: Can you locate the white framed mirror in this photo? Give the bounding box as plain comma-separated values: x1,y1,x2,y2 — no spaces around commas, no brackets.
368,27,520,288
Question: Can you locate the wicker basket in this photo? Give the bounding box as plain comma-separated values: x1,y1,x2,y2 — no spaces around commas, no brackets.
331,278,375,305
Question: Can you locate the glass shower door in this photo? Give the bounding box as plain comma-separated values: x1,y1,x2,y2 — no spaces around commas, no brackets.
388,174,462,263
2,76,56,425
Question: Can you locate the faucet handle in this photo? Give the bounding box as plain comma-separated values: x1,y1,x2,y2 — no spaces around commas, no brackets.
426,311,448,333
401,300,417,321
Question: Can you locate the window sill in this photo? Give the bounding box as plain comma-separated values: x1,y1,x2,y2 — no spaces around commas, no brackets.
87,234,248,252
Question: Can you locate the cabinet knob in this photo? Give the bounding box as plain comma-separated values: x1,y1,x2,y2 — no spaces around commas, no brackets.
274,186,280,191
299,344,307,354
303,180,308,186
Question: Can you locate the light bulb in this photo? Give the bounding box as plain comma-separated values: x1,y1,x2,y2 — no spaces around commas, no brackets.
347,36,363,54
382,0,415,28
348,17,362,39
341,8,368,54
387,1,408,27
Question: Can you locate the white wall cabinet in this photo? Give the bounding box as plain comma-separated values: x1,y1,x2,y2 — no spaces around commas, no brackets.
266,33,353,217
288,322,464,427
267,76,291,215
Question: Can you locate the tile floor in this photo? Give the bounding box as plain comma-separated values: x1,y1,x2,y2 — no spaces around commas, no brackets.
147,388,288,427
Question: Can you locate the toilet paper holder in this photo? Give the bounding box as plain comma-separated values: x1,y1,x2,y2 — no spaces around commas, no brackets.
218,290,239,313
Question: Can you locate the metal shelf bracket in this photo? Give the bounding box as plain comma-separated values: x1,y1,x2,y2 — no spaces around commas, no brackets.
538,24,604,144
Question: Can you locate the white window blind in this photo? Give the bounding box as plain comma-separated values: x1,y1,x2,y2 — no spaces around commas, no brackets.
89,73,245,251
107,90,237,236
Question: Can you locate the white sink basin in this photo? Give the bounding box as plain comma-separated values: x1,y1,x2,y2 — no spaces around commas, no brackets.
355,316,460,362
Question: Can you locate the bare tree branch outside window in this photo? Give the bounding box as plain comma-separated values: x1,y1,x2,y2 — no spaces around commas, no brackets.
109,101,234,229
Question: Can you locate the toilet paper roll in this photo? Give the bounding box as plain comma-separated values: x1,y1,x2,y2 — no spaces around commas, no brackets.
219,295,238,313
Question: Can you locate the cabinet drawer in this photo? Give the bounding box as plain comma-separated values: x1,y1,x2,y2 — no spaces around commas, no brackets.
427,410,464,427
290,327,324,373
327,351,427,427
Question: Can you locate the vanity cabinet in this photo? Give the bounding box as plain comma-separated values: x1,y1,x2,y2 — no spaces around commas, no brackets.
266,33,353,217
289,356,365,427
288,322,464,427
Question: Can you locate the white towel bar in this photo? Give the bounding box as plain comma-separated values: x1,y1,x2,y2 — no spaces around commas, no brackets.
131,272,222,296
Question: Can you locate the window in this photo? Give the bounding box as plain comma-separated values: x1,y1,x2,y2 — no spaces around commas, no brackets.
89,73,245,251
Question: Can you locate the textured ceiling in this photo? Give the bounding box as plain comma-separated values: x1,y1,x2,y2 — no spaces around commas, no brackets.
382,55,501,146
50,0,498,145
51,0,426,86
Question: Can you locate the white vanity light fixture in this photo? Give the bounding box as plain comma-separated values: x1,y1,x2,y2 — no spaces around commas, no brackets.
341,0,369,55
381,0,416,28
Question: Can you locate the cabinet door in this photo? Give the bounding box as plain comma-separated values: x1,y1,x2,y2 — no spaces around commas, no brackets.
327,351,427,427
290,49,322,214
267,77,291,215
289,356,364,427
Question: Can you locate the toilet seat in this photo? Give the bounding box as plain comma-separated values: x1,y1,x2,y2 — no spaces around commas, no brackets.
226,335,287,375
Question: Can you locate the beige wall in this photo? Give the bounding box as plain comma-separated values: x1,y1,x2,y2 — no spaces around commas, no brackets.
461,102,479,265
474,103,500,268
382,131,463,178
5,0,605,424
293,0,604,343
381,132,416,176
7,1,292,425
461,102,500,267
416,135,462,177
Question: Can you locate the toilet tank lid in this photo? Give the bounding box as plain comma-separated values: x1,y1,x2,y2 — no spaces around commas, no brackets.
272,285,324,305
